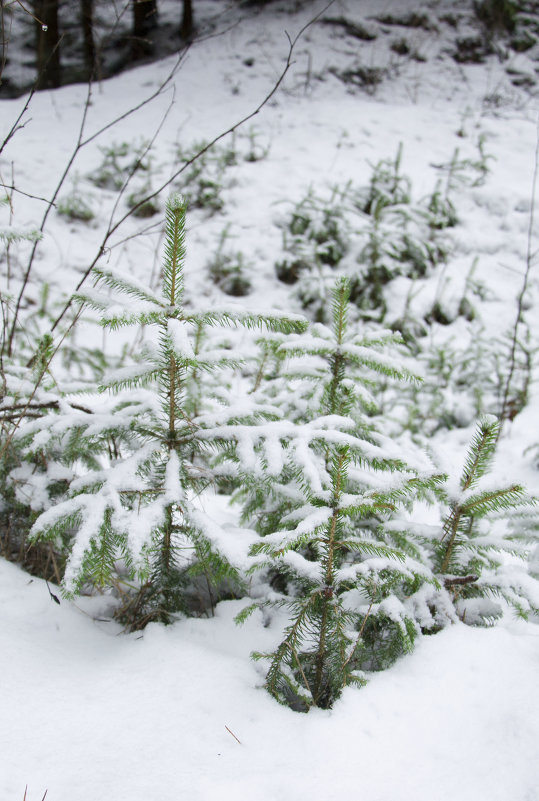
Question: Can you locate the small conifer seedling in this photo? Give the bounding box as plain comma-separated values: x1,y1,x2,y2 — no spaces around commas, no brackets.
236,278,443,710
26,194,307,626
432,415,538,624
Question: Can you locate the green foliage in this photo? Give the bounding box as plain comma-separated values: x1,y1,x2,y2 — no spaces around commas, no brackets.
359,144,411,214
89,139,151,192
430,416,538,624
244,127,270,163
57,196,94,223
434,138,493,191
0,194,42,245
236,278,443,710
0,289,79,581
277,186,350,278
175,133,260,214
208,227,252,296
0,227,42,245
273,143,469,324
398,321,535,437
474,0,519,33
126,186,160,218
24,195,306,625
3,112,536,712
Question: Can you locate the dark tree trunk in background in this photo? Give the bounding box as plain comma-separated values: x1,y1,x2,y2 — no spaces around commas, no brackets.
180,0,193,40
34,0,61,89
80,0,96,79
0,3,8,86
132,0,158,59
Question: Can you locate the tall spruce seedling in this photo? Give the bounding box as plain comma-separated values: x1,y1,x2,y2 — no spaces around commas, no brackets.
237,278,443,710
26,194,306,625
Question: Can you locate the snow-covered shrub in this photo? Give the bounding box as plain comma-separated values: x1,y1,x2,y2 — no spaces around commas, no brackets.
397,322,535,437
24,195,306,625
57,189,95,222
89,139,151,192
208,227,253,296
273,145,459,324
235,278,443,710
175,137,236,213
429,415,539,624
357,143,411,214
0,208,63,578
275,186,350,284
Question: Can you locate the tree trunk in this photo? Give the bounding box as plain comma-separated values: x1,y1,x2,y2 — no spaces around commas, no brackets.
80,0,96,79
132,0,158,59
0,2,9,86
34,0,61,89
180,0,193,40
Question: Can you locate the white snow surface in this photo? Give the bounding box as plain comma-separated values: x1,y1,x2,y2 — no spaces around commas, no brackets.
2,0,539,798
1,559,538,801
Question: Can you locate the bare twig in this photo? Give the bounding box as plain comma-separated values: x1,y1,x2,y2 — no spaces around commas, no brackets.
288,642,313,697
343,600,374,671
50,1,336,333
444,575,479,587
0,399,92,415
498,115,539,436
106,83,177,234
12,0,47,28
225,725,242,745
0,85,37,157
0,184,55,205
21,787,48,801
1,2,335,451
6,48,188,355
45,579,61,604
6,72,95,356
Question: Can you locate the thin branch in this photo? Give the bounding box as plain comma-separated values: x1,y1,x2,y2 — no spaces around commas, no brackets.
0,183,55,205
0,85,36,157
498,114,539,435
6,75,95,356
106,83,177,233
444,575,479,587
110,219,164,250
6,49,187,355
80,50,188,149
288,642,313,697
343,600,374,671
12,0,47,28
2,2,335,449
224,725,242,745
0,399,92,415
50,1,336,333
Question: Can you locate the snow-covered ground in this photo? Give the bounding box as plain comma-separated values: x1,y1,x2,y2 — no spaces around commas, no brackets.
2,557,539,801
1,1,539,799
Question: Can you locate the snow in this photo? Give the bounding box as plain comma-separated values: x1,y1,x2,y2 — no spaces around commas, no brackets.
1,559,538,801
2,0,539,799
168,317,196,360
